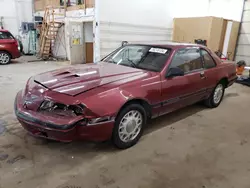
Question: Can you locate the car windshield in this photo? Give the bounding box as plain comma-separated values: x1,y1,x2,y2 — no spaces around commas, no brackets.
102,45,171,72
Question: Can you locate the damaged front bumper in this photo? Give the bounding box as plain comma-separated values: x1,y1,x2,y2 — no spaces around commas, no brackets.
15,90,115,142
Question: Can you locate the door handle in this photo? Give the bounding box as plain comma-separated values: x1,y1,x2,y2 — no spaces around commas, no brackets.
200,71,206,79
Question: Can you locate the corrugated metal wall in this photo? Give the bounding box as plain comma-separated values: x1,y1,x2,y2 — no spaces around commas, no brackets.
235,0,250,64
99,21,172,58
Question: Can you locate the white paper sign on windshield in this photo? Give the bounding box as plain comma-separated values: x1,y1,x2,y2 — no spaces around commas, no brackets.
149,48,168,54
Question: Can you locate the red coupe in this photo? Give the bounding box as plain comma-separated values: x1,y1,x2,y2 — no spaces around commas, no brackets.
15,43,237,149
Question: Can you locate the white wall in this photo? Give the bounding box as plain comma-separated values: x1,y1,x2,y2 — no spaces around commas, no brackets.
99,0,173,28
235,0,250,65
172,0,244,21
208,0,244,21
97,0,173,60
0,0,33,36
169,0,210,19
96,0,244,60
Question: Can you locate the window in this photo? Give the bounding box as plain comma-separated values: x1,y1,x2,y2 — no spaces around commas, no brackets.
169,48,203,73
0,31,14,39
103,45,171,72
201,49,216,69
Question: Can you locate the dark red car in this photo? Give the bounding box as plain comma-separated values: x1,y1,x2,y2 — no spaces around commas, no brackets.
0,29,20,64
15,43,237,149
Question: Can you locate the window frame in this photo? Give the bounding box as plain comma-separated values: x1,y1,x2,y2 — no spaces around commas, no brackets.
200,48,217,69
0,31,14,40
166,47,204,77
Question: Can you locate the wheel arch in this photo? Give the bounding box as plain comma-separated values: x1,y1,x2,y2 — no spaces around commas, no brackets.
0,50,12,59
219,77,229,88
116,98,152,120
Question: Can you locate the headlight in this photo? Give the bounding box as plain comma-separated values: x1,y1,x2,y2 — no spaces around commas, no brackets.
40,100,55,110
39,99,85,116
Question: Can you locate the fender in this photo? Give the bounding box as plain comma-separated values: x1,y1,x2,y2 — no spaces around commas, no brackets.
81,76,161,118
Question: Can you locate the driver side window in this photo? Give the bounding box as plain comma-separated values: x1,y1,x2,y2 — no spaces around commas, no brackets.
169,47,203,73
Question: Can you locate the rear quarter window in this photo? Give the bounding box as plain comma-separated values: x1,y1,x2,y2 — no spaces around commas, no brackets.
0,32,14,39
201,49,216,69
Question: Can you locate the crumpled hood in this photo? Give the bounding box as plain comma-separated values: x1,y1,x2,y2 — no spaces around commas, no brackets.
33,62,147,96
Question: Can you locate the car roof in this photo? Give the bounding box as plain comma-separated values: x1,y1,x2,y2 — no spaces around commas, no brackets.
129,42,204,50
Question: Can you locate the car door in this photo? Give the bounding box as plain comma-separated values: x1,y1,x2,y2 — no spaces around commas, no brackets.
200,48,220,96
160,47,207,116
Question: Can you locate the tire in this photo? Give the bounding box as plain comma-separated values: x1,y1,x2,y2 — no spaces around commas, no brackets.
0,51,11,65
204,82,225,108
112,103,147,149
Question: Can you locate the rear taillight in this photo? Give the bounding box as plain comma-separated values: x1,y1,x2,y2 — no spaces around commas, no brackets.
14,40,18,47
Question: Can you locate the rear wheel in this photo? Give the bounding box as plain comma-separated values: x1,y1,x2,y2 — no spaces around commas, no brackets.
112,104,146,149
204,82,225,108
0,51,11,65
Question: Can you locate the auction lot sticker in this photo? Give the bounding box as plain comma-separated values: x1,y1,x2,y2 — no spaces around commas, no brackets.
149,48,168,54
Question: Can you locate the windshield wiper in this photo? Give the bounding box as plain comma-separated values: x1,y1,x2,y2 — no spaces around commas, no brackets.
125,58,138,68
106,59,116,64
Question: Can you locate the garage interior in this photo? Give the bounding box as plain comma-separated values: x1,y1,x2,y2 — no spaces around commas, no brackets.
1,0,250,188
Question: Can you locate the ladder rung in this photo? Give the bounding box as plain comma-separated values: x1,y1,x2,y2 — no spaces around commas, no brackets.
47,34,57,36
46,36,57,38
48,26,60,29
45,38,56,40
48,24,62,27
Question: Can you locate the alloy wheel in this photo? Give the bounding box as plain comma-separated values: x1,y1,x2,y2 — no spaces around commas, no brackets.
118,110,143,143
213,84,224,104
0,53,10,64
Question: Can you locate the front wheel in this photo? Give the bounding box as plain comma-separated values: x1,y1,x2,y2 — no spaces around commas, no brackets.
112,104,146,149
204,82,225,108
0,51,11,65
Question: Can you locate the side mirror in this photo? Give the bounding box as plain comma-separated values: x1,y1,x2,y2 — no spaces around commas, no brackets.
166,67,184,78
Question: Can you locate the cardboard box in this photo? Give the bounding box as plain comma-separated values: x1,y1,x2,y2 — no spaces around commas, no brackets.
173,16,240,60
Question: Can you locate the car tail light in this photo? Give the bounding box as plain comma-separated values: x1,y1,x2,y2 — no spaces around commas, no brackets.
14,40,18,47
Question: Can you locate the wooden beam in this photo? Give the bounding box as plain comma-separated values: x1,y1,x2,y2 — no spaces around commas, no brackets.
64,0,67,16
66,4,85,11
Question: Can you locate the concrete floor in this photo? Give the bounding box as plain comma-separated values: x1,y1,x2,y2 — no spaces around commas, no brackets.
0,60,250,188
